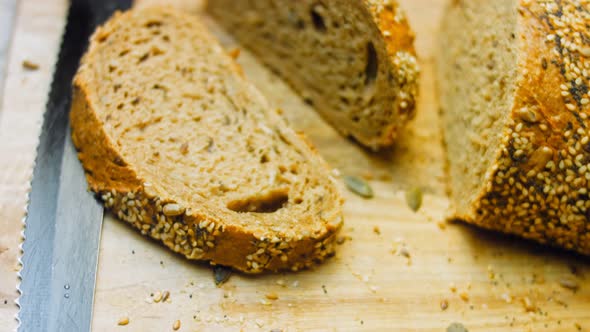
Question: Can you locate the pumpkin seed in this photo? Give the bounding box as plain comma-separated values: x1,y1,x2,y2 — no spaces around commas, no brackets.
214,266,232,285
447,322,468,332
405,187,423,212
343,175,373,198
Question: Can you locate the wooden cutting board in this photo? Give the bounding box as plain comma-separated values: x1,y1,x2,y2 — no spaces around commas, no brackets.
1,0,589,331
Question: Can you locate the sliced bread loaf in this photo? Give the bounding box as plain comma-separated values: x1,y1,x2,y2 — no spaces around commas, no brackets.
70,6,344,273
207,0,420,150
438,0,590,254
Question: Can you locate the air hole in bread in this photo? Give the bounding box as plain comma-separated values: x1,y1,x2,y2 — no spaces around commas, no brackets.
310,4,327,32
145,20,162,28
227,189,289,213
138,53,150,63
364,42,378,86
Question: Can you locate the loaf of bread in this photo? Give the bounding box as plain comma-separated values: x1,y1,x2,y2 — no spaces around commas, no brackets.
438,0,590,254
70,6,344,273
207,0,419,150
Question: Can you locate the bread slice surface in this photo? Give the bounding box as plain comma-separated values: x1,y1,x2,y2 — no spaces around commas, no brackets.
207,0,420,150
438,0,590,254
71,6,344,273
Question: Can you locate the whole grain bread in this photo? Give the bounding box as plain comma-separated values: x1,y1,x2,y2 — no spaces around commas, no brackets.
70,6,344,273
438,0,590,254
207,0,419,150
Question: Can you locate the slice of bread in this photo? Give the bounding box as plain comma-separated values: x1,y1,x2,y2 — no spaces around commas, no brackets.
70,6,344,273
438,0,590,254
207,0,420,150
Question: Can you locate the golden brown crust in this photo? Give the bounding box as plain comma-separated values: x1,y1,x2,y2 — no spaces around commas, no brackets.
70,7,342,273
464,0,590,254
364,0,420,147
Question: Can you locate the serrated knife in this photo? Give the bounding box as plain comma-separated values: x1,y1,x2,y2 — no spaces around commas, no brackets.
17,0,131,331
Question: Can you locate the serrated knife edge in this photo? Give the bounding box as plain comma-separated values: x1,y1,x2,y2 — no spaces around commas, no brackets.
17,1,132,331
16,0,71,328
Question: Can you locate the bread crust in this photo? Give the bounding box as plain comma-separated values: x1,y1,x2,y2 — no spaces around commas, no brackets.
455,0,590,254
363,0,420,147
70,7,343,273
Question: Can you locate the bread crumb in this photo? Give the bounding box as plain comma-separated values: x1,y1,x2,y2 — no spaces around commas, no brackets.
521,297,536,312
331,168,341,177
265,292,279,300
487,265,495,280
161,290,170,302
373,226,381,235
440,299,449,310
228,48,241,59
117,316,129,326
449,283,457,293
255,319,265,327
153,291,162,303
172,319,181,330
559,275,579,291
22,60,39,70
459,291,469,302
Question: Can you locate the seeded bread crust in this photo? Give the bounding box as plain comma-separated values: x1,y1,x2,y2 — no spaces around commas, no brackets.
70,7,344,273
443,1,590,254
363,0,420,146
207,0,419,150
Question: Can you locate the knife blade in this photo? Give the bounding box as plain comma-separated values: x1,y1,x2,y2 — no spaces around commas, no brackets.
17,0,131,331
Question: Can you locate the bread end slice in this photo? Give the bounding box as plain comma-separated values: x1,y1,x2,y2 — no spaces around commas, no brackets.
207,0,420,150
71,6,344,273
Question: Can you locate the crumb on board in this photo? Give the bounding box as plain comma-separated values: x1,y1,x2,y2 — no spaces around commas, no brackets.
153,291,162,303
501,293,512,303
449,283,457,293
172,319,181,330
161,290,170,302
228,47,241,59
373,226,381,235
265,292,279,300
440,299,449,311
521,297,536,312
117,316,129,326
559,275,579,291
459,291,469,302
22,60,39,70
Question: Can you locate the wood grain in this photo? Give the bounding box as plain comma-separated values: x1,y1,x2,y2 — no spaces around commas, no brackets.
0,0,589,331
